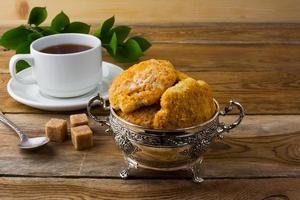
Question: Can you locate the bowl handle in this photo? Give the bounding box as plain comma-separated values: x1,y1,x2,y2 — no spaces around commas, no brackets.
87,95,111,128
217,99,245,137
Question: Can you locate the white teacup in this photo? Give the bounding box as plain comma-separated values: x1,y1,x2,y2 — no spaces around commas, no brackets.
9,33,102,98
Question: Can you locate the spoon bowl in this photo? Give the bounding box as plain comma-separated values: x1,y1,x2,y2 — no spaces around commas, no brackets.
0,112,49,150
18,137,50,149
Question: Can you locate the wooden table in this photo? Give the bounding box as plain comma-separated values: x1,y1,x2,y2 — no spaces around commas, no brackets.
1,22,300,199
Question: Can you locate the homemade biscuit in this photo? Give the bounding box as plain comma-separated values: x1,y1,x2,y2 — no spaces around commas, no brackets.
109,59,177,113
175,70,189,81
116,104,160,128
153,78,216,129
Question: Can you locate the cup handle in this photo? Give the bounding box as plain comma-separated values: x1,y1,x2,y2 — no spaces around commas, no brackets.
9,54,36,84
217,99,245,138
87,95,111,128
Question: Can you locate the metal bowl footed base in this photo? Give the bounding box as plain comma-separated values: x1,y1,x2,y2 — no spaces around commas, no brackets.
120,156,204,183
87,95,245,183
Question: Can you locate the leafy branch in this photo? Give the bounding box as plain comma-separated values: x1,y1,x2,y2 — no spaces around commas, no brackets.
0,7,151,72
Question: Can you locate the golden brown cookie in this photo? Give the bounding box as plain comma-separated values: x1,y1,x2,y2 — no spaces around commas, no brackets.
175,70,189,81
109,59,177,113
116,104,160,128
153,78,216,129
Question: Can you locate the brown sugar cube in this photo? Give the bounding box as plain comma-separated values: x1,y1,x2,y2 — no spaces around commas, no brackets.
70,113,89,127
45,118,67,142
71,125,93,150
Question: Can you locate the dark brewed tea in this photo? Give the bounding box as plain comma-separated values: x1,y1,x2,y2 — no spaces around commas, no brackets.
40,44,92,54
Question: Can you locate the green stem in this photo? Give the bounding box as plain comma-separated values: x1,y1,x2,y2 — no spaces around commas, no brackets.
26,25,41,34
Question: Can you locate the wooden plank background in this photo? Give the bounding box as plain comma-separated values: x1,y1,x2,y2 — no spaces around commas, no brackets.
1,0,300,25
0,114,299,178
1,177,299,200
0,0,300,199
1,23,300,114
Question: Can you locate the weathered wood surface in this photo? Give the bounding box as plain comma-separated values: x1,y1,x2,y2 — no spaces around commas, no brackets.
2,23,300,44
0,2,300,198
2,43,300,73
1,69,300,114
1,0,300,25
0,114,299,178
1,24,299,114
1,23,300,73
1,177,299,200
1,24,300,72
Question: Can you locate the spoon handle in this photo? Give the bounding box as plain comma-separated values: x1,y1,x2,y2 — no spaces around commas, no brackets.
0,112,28,142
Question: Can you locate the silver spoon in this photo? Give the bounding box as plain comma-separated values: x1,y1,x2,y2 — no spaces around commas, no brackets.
0,112,49,149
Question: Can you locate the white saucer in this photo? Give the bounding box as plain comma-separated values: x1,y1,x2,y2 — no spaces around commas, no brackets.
7,61,123,111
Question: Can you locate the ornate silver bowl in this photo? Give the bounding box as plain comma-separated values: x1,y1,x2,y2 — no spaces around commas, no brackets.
87,95,245,183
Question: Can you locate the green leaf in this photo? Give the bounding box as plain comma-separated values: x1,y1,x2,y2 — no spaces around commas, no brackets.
94,16,115,44
16,61,30,72
51,11,70,32
93,26,101,38
64,22,90,33
100,16,115,36
40,26,59,36
109,32,118,56
28,7,47,26
0,26,32,49
31,26,43,32
15,41,31,72
131,36,151,51
16,41,31,54
111,26,131,44
124,38,143,59
1,8,151,66
27,32,43,42
114,38,143,63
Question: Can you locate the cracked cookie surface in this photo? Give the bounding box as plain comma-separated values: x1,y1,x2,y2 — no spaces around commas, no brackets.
116,104,160,128
175,70,189,81
153,78,216,129
109,59,177,113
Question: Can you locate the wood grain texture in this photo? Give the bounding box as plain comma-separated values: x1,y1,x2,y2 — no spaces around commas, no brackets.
0,114,299,178
0,1,299,198
2,43,300,73
0,177,299,200
0,74,43,113
1,68,300,114
130,23,300,45
1,24,299,114
1,0,300,25
1,23,300,44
